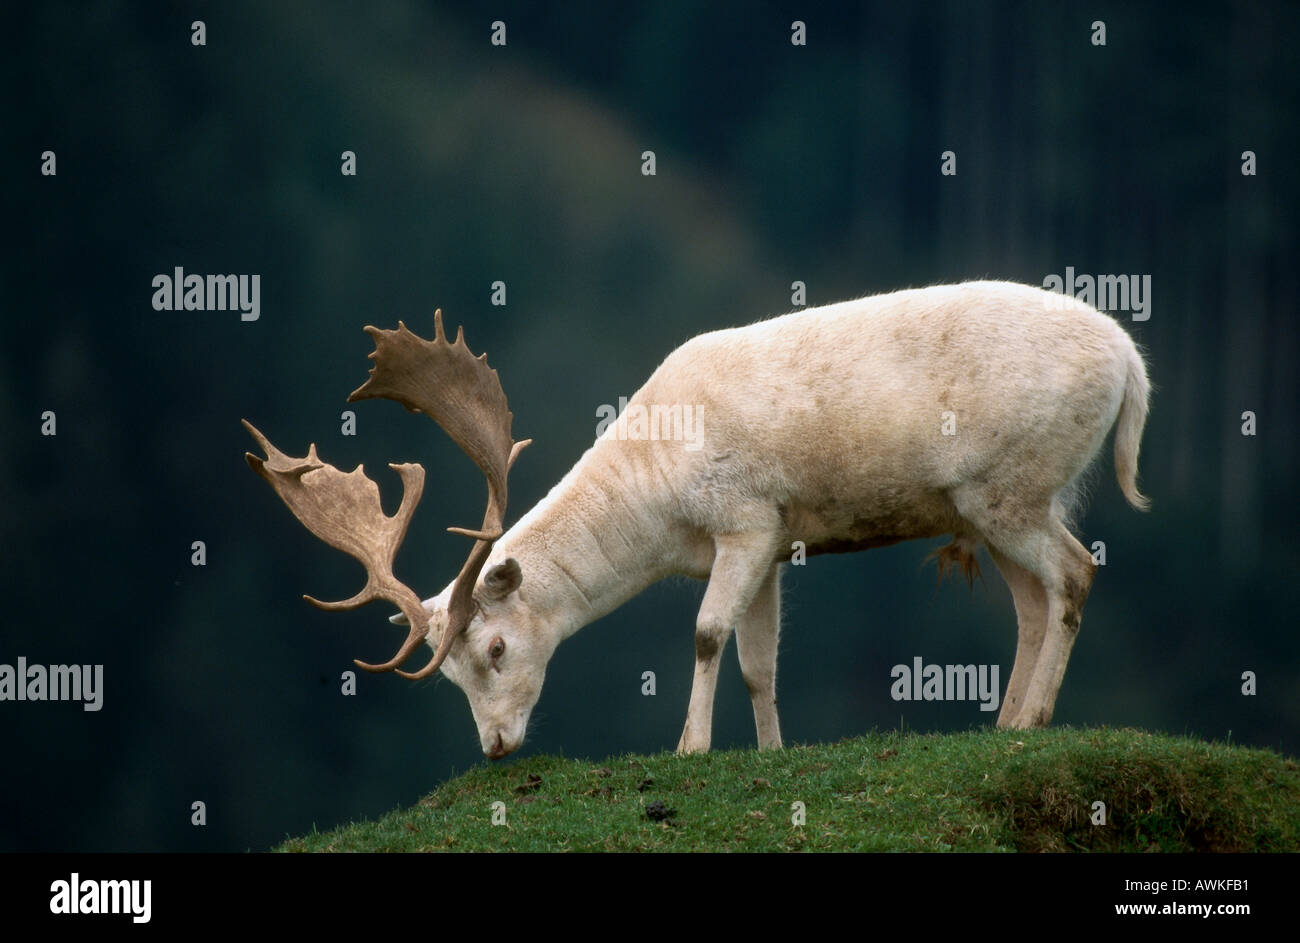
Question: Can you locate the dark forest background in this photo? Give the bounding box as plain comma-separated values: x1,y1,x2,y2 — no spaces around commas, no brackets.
2,1,1296,851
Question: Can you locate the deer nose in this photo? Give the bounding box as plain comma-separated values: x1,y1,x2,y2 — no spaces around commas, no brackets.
486,732,506,760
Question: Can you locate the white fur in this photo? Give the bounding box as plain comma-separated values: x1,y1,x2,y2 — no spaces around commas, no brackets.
404,281,1150,757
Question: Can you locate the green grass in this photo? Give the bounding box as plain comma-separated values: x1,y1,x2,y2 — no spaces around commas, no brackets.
276,727,1300,852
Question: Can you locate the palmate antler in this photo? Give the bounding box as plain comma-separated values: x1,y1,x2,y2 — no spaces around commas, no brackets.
242,424,437,676
243,310,530,680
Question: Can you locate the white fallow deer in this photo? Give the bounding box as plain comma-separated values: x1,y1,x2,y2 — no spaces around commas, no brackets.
245,280,1149,759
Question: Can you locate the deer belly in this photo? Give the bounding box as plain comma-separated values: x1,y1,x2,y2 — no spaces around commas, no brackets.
781,487,957,558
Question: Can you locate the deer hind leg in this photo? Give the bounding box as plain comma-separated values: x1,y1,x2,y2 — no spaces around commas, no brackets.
953,488,1097,730
734,563,783,750
678,528,782,754
1010,520,1096,727
986,547,1049,727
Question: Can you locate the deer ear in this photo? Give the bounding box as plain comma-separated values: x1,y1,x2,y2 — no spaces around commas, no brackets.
483,558,522,599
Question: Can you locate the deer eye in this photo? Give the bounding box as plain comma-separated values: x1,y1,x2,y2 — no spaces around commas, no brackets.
489,636,506,660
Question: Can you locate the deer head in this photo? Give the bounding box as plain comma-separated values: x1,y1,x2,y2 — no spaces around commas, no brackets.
244,311,536,757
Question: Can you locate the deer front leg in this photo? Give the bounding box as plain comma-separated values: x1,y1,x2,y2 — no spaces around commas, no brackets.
735,563,783,749
678,529,780,754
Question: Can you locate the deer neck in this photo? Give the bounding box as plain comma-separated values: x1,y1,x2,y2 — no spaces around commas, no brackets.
497,443,678,642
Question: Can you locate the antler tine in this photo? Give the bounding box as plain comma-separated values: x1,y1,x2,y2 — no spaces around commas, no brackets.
348,310,530,680
396,442,532,680
244,422,435,674
302,579,430,674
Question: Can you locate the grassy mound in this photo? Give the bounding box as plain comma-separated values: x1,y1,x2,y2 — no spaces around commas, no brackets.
276,727,1300,852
